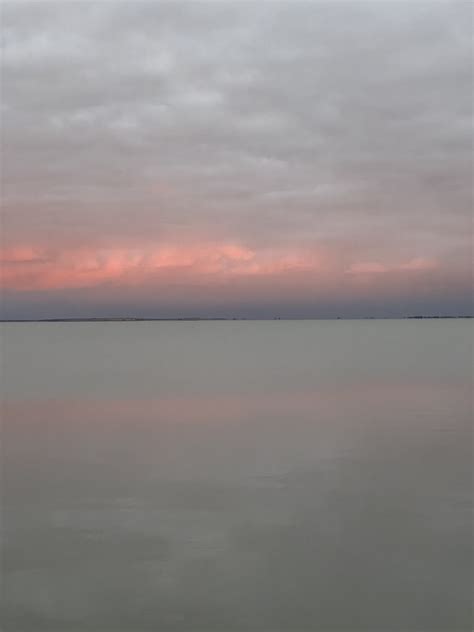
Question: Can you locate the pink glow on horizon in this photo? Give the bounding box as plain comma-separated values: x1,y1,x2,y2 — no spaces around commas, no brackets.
347,257,438,275
0,242,326,292
0,241,442,297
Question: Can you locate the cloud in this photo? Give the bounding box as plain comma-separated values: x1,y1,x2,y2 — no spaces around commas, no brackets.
347,257,438,275
0,241,324,291
1,1,472,316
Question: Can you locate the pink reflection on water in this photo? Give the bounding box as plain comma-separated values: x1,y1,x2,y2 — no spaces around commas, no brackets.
4,380,470,427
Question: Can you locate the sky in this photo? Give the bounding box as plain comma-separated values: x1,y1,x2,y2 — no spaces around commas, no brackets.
1,0,472,318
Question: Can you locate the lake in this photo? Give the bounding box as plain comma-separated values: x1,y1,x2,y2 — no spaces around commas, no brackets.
1,320,472,631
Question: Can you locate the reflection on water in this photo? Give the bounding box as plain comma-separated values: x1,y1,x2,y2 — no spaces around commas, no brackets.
1,321,472,630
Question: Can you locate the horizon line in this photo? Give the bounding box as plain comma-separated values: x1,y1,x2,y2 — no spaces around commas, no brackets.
1,315,472,323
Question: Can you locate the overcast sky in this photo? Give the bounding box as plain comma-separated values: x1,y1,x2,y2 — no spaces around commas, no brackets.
1,1,472,318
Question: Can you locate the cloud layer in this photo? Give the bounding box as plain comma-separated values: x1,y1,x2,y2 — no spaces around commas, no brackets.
1,1,472,317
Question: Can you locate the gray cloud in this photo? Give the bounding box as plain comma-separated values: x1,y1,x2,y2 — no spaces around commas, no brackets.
1,1,472,316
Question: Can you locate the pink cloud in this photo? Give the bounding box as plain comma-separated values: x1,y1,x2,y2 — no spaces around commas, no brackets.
0,245,48,264
347,261,388,275
0,241,324,292
0,237,443,306
398,257,438,271
347,257,437,275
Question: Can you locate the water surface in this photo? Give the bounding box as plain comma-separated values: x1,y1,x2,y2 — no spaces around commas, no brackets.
1,320,472,630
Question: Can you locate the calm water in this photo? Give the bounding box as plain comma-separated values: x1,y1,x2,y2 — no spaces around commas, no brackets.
1,320,472,631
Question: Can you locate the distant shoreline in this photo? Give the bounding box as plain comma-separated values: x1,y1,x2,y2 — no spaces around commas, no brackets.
1,316,472,323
